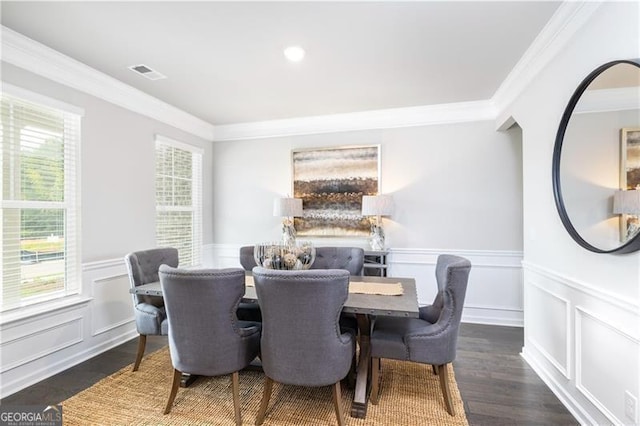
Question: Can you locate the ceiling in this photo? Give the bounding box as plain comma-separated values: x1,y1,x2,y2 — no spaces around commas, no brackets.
1,1,561,126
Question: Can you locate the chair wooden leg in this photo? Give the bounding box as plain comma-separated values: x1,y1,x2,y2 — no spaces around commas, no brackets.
332,382,345,426
255,376,273,425
370,357,381,404
231,371,242,426
437,363,455,416
132,334,146,372
164,368,182,414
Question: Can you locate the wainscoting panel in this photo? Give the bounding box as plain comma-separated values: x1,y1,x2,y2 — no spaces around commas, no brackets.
0,258,138,399
91,273,135,336
205,244,524,326
575,307,640,425
0,316,83,374
521,261,640,426
524,280,570,378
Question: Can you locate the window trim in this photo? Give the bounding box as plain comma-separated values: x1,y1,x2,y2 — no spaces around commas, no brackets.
3,83,85,117
154,134,203,266
1,84,83,314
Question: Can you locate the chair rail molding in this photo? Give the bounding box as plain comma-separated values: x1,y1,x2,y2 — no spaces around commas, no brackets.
522,261,638,314
205,244,524,327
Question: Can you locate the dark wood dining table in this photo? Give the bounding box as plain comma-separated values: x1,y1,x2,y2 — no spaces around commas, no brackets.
130,273,418,419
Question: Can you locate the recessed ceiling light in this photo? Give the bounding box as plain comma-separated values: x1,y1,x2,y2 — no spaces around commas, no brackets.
284,46,305,63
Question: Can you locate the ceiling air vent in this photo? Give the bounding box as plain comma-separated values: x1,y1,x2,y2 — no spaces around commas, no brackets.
128,64,167,81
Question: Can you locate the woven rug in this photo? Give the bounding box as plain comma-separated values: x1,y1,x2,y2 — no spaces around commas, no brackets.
62,347,468,425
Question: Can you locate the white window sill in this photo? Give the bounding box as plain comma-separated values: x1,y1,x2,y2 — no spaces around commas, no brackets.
0,295,93,327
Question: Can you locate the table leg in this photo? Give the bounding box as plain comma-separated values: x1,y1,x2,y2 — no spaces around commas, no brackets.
351,313,371,418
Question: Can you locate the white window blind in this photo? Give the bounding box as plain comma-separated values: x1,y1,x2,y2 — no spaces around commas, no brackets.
1,89,81,312
155,136,202,266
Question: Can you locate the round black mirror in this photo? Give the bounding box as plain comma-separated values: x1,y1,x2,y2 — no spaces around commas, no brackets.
553,59,640,253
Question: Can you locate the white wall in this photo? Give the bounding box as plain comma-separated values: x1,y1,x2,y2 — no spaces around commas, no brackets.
211,122,523,249
209,120,525,326
504,2,640,424
0,62,214,398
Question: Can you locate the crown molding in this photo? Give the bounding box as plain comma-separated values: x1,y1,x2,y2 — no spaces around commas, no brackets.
492,1,604,117
1,0,605,144
1,26,215,141
573,87,639,114
212,100,496,141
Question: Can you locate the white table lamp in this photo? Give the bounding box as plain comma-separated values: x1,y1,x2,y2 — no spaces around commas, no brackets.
362,194,394,250
274,197,303,245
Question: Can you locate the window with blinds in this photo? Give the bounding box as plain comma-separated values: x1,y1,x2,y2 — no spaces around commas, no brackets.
1,88,82,312
155,136,202,266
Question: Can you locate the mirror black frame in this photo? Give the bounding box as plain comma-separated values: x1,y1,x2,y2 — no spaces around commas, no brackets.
552,58,640,254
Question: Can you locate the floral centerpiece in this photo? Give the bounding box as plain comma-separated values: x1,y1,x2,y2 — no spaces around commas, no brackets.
253,241,315,270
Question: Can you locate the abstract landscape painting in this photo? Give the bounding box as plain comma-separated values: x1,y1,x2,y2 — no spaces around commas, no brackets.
623,128,640,189
620,128,640,241
292,145,379,236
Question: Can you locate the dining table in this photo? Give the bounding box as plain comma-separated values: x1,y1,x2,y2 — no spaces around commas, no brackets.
130,271,419,419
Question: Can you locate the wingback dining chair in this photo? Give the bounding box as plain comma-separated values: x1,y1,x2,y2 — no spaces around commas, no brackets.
369,254,471,416
124,247,178,372
312,246,365,336
237,245,262,322
159,266,261,425
252,267,355,426
239,245,257,270
311,246,365,276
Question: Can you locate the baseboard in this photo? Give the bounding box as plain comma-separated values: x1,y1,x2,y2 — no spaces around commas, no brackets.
0,327,137,399
462,306,523,327
521,347,596,425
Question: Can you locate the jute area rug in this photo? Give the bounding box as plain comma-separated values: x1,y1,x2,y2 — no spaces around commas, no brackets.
62,347,468,425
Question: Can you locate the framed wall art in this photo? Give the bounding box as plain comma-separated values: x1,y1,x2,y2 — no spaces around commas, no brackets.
621,127,640,190
619,128,640,241
292,145,380,236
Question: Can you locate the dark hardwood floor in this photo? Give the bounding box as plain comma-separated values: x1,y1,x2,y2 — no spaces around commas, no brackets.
455,324,577,425
1,324,577,425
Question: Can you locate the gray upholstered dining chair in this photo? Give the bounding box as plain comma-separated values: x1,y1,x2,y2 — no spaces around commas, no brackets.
312,246,365,336
124,247,178,372
159,266,261,425
239,245,257,270
369,254,471,416
252,267,355,426
311,246,365,276
237,245,262,322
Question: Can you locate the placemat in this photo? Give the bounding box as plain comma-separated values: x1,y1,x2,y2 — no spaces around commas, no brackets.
245,275,403,296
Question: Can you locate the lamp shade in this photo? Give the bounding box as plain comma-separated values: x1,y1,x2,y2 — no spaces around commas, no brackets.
613,190,640,215
361,195,394,216
273,197,303,217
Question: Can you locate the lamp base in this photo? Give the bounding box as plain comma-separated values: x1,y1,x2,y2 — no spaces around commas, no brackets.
282,223,297,246
369,225,385,251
